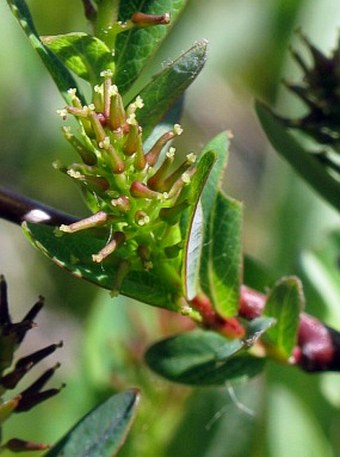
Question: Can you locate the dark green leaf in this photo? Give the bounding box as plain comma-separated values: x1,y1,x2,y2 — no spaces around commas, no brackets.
115,0,188,94
22,222,181,312
46,389,140,457
6,0,85,104
263,276,305,360
42,33,115,84
256,101,340,212
145,329,265,385
137,40,208,139
181,151,216,301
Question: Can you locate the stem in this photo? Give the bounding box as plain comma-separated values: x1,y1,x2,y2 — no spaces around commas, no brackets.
239,285,340,372
94,0,120,48
2,189,339,372
0,188,77,226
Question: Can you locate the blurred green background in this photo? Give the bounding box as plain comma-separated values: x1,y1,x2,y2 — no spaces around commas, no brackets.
0,0,339,456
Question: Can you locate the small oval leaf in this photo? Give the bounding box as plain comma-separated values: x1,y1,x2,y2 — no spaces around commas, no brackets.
145,330,265,385
263,276,305,360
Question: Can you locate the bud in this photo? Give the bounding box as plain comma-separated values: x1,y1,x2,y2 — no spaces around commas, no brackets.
134,135,146,170
111,196,130,213
156,156,195,192
130,181,161,200
159,201,189,225
62,128,97,165
83,175,111,192
137,245,153,271
147,147,175,190
109,91,126,130
92,232,125,263
124,123,140,156
145,130,176,166
131,12,170,27
135,210,150,226
104,143,125,174
88,110,107,143
101,70,114,118
111,260,130,297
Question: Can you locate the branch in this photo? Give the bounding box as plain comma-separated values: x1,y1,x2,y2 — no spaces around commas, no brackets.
0,188,77,226
240,285,340,372
2,189,339,372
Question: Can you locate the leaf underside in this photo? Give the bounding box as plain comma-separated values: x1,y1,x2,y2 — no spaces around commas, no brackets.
137,40,208,139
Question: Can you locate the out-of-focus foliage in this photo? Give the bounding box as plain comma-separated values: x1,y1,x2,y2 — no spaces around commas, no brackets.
0,1,340,456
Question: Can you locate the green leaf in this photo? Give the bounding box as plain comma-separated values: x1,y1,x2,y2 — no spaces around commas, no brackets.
199,133,231,295
145,329,265,386
181,151,216,301
45,389,140,457
22,222,181,312
200,132,231,217
263,276,305,360
6,0,85,104
137,40,208,139
256,101,340,212
42,33,115,85
197,133,242,318
115,0,188,94
202,192,243,318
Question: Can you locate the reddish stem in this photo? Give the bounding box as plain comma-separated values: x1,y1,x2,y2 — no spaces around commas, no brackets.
190,293,246,339
239,285,337,372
